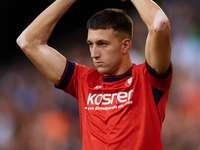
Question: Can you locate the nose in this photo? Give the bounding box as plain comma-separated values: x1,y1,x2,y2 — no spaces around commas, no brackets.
90,45,100,59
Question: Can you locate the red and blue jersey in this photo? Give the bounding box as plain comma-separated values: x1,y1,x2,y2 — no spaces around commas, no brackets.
55,60,173,150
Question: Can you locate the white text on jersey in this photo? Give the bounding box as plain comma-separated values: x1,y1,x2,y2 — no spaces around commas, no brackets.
87,90,134,106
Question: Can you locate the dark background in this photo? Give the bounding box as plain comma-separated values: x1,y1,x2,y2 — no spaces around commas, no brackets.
1,0,140,63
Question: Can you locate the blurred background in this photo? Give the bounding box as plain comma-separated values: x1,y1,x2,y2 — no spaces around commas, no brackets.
0,0,200,149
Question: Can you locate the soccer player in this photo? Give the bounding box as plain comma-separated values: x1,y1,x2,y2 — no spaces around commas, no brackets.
17,0,172,149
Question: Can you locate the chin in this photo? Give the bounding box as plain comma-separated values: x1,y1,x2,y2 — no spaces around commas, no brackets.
97,69,104,75
97,67,108,75
97,68,113,76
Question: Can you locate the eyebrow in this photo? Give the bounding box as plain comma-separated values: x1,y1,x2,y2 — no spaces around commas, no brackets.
86,39,109,44
86,39,91,43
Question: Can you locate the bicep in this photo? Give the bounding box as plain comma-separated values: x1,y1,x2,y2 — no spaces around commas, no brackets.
145,23,171,74
23,44,66,85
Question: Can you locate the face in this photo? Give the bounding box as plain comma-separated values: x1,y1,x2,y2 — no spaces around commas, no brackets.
87,28,124,76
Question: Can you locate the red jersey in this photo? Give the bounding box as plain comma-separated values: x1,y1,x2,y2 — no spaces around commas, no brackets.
55,60,173,150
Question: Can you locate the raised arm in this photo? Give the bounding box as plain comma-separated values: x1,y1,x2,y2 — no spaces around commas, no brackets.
130,0,171,74
16,0,76,84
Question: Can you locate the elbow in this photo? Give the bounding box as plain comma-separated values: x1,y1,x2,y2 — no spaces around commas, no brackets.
16,36,23,49
16,32,30,51
152,11,170,32
154,18,170,32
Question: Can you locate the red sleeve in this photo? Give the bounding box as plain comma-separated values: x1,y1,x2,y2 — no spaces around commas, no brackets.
146,61,173,91
55,60,79,98
145,61,173,122
55,60,92,99
55,60,75,90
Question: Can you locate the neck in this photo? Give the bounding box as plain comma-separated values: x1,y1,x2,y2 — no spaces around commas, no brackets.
119,59,133,75
104,58,133,76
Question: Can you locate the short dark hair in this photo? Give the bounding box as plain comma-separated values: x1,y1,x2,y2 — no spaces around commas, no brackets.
87,8,133,40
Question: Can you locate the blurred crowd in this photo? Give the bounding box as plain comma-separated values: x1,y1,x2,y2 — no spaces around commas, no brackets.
1,0,200,149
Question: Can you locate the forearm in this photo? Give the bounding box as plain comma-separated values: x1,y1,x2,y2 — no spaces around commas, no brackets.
16,0,76,84
17,0,76,48
130,0,170,31
131,0,171,74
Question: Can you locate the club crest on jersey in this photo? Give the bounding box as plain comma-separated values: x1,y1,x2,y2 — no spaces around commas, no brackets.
125,77,132,87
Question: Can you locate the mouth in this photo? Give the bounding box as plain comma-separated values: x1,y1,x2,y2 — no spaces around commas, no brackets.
94,61,103,66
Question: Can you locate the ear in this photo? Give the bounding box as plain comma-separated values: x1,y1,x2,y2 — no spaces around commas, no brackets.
122,38,132,54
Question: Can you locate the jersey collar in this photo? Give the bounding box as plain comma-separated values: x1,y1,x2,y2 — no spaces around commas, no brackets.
103,65,134,83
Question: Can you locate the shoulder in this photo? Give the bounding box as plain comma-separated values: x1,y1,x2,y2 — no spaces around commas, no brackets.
74,62,100,78
132,62,173,90
132,62,173,79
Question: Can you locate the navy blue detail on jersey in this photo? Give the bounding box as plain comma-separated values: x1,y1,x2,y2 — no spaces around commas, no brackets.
103,65,133,82
152,86,165,106
146,62,172,79
55,60,75,90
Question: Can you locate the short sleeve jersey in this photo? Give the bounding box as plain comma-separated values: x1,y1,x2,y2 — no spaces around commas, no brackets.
55,60,173,150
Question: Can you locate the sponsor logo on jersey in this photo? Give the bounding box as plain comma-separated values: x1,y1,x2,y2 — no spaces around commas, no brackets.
85,89,134,111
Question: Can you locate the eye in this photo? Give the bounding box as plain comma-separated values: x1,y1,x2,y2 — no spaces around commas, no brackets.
87,42,93,48
100,42,107,47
